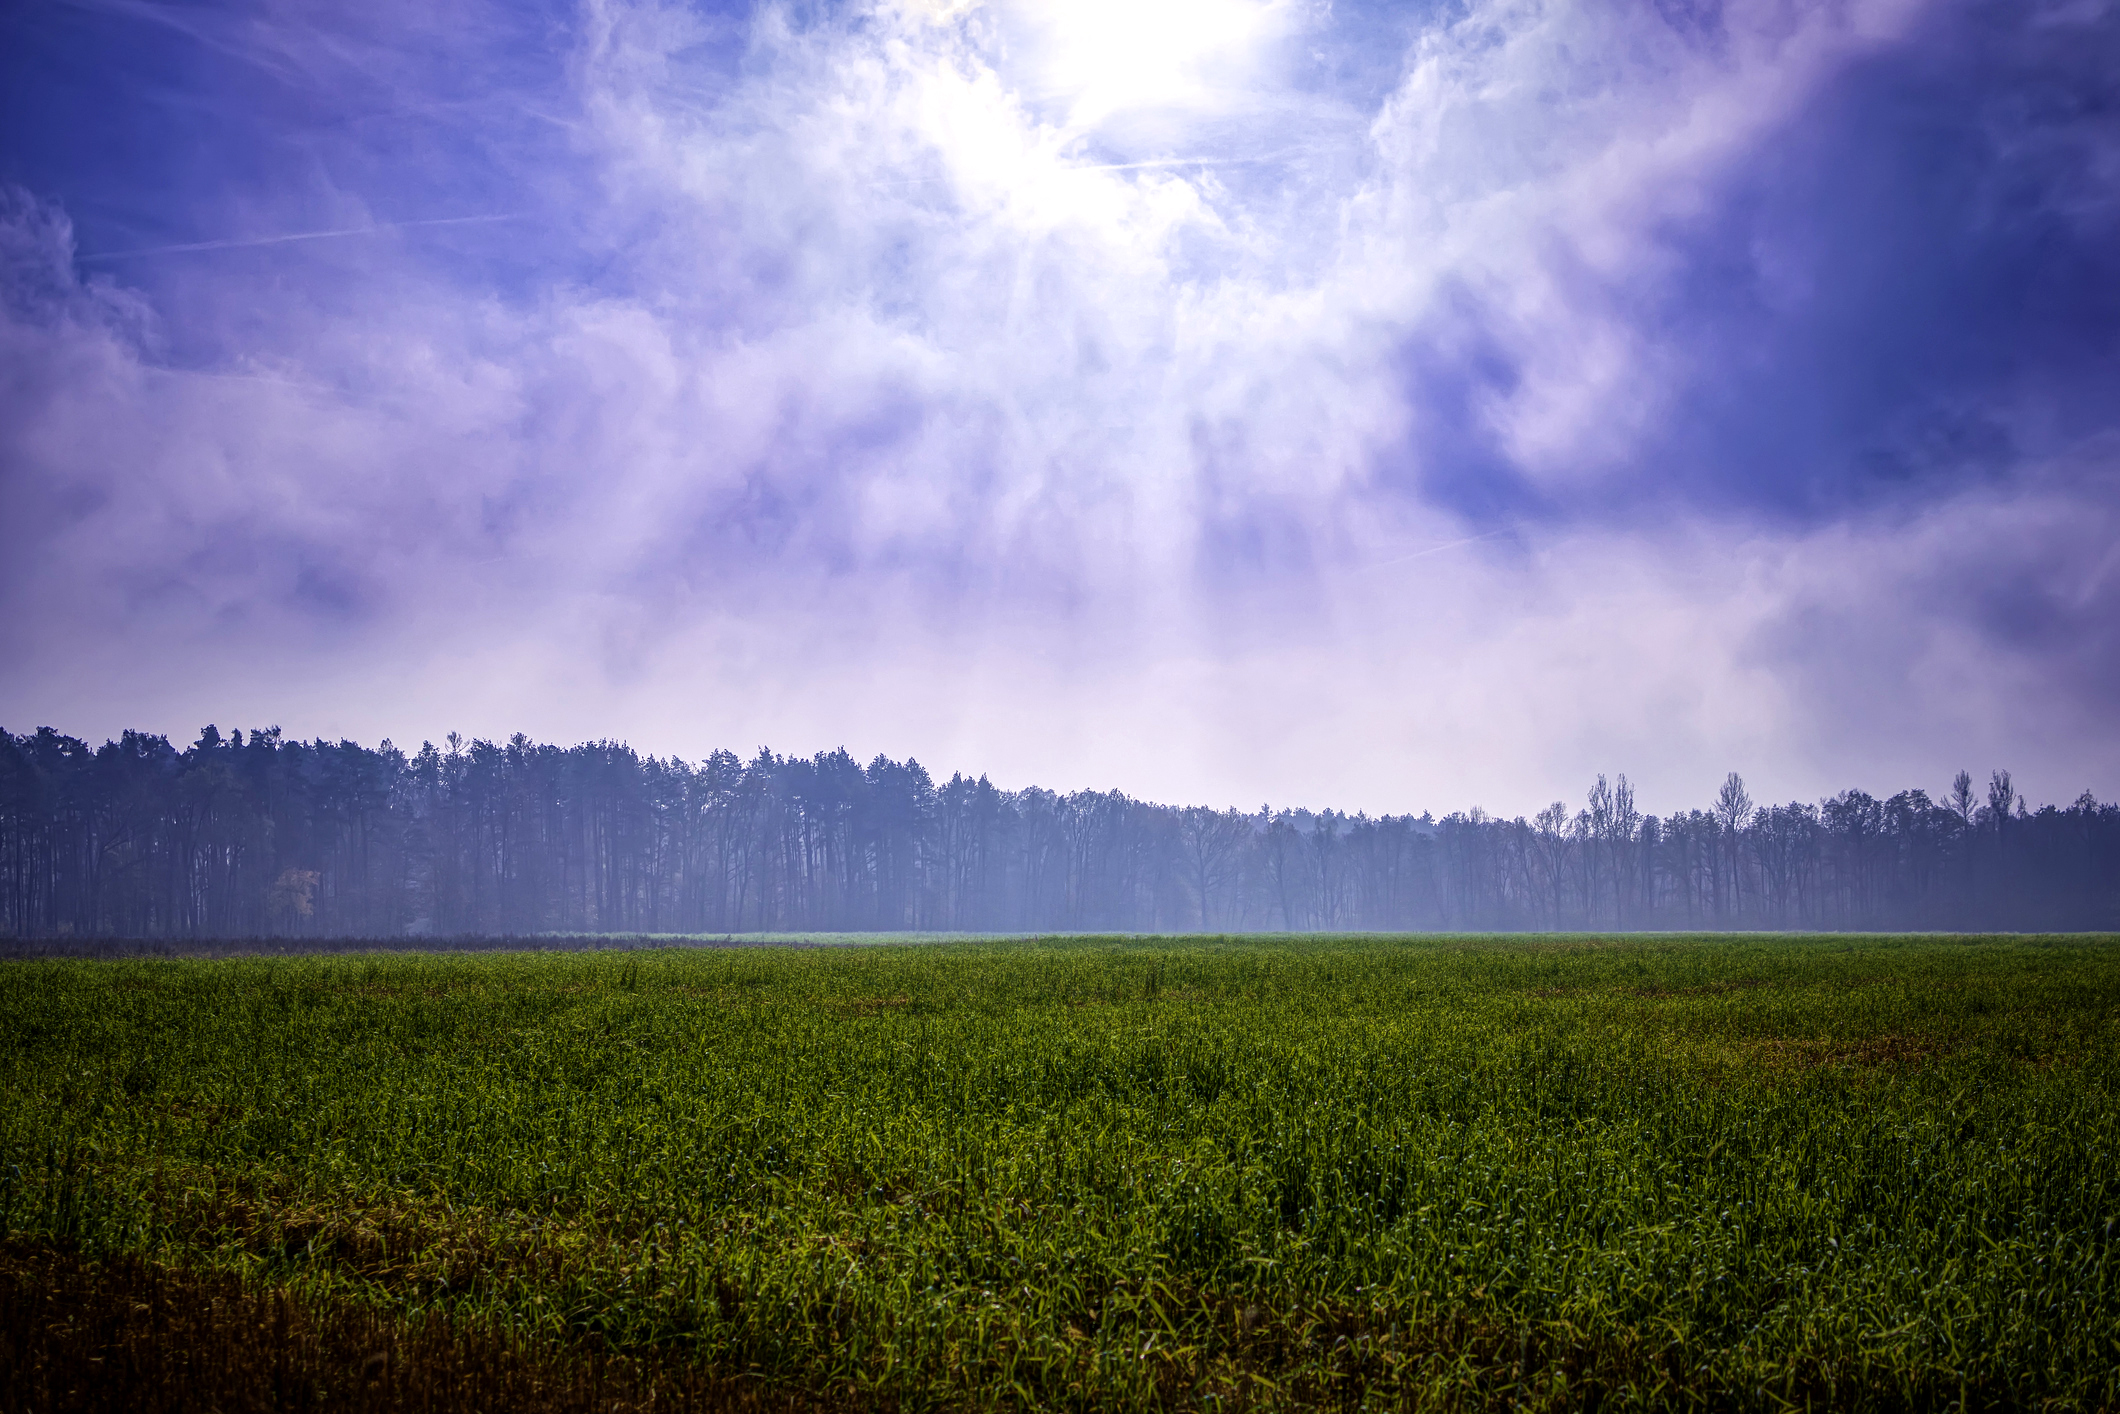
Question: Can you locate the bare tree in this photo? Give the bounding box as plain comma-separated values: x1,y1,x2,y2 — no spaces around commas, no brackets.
1611,775,1642,923
1987,770,2015,835
1712,773,1753,921
1948,770,1976,828
1713,773,1754,832
1177,805,1251,930
1533,801,1569,926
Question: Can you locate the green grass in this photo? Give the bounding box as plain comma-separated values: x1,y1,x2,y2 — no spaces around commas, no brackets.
2,933,2116,1410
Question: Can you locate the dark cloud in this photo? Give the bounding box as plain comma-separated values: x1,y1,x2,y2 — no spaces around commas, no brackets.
1620,0,2120,520
1384,287,1550,526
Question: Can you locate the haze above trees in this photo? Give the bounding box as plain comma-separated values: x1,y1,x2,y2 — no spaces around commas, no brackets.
2,727,2112,938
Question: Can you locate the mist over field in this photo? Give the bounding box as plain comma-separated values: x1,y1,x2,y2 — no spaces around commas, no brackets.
4,0,2119,817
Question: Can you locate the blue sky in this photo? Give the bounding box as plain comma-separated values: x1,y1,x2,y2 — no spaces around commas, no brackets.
2,0,2116,815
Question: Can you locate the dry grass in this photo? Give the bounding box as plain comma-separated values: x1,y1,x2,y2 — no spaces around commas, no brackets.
1742,1033,1954,1072
0,1239,840,1414
0,1239,2040,1414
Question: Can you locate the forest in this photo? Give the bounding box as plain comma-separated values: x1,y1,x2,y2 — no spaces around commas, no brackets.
2,724,2114,938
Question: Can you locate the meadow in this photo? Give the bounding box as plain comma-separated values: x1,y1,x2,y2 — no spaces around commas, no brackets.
2,933,2116,1411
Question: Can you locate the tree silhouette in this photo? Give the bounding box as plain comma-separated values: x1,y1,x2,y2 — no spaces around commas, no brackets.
1,727,2113,938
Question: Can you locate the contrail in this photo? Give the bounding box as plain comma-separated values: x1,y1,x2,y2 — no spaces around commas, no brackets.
1355,529,1511,572
145,366,342,393
873,150,1305,189
1065,155,1269,173
79,213,525,261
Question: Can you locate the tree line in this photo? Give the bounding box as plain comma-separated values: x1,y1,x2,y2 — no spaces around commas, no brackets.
1,725,2113,938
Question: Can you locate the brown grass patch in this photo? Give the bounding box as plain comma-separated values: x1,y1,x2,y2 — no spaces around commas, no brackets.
834,995,915,1016
1744,1032,1950,1073
0,1239,832,1414
100,1169,681,1301
1633,978,1771,1000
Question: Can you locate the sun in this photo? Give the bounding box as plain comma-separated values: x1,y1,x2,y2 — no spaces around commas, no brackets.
1001,0,1287,124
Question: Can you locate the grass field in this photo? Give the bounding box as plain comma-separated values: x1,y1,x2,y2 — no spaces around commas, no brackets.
2,933,2116,1411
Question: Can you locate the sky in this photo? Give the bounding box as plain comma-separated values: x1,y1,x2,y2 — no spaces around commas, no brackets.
1,0,2117,818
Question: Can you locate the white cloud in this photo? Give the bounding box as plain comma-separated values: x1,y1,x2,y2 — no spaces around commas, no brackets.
4,0,2116,817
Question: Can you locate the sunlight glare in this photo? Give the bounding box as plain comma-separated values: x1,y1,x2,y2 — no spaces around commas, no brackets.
1010,0,1283,122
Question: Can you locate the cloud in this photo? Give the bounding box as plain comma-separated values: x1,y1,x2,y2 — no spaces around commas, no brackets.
1,0,2116,816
